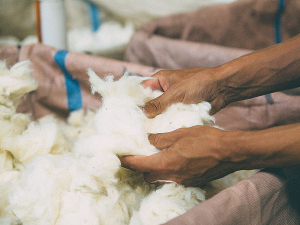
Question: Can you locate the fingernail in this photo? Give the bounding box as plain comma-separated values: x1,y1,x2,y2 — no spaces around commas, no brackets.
151,180,178,185
141,105,152,119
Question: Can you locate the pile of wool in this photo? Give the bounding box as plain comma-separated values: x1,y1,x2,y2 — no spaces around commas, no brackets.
0,60,255,225
0,19,134,61
92,0,237,28
67,20,135,60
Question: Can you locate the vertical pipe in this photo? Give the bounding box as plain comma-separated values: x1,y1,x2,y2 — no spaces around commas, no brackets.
35,1,42,43
39,0,68,49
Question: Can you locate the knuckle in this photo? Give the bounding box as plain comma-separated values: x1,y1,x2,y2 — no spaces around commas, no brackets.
155,158,173,174
144,100,163,118
149,99,161,111
148,134,161,147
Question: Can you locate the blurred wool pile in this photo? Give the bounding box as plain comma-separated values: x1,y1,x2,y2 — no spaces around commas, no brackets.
0,0,236,59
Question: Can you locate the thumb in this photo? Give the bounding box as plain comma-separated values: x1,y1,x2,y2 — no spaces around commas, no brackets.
120,153,163,172
142,74,182,118
143,82,187,118
143,93,174,118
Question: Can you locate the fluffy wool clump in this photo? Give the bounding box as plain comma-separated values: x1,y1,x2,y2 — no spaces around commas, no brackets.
0,61,256,225
0,60,38,174
0,60,37,118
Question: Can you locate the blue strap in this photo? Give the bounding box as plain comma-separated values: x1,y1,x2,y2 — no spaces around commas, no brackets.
54,50,82,111
274,0,285,44
266,0,285,105
89,2,101,32
83,0,101,32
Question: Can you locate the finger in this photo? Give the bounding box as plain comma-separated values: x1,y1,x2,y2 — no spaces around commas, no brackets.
148,129,185,149
141,78,164,91
120,154,161,172
143,88,182,118
120,156,171,183
143,97,167,118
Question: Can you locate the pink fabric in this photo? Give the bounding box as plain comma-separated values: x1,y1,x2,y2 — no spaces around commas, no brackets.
214,90,300,131
125,30,252,69
163,170,300,225
125,0,300,69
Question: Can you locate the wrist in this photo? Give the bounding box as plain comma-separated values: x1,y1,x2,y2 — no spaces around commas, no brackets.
218,130,251,170
224,124,300,170
214,35,300,104
221,129,277,170
212,61,243,107
213,49,272,105
217,129,274,171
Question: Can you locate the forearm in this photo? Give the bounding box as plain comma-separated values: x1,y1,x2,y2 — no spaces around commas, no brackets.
225,123,300,170
216,34,300,105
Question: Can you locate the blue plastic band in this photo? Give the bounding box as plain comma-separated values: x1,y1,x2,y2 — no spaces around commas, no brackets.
265,0,284,105
54,50,82,111
89,2,101,32
275,0,285,44
82,0,102,32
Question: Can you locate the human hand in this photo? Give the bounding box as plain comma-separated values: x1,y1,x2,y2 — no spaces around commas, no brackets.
121,126,241,187
142,68,228,118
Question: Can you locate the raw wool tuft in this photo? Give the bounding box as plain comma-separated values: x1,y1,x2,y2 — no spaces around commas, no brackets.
0,59,37,175
0,60,39,224
1,116,71,164
0,170,20,224
146,102,214,133
130,183,205,225
87,69,160,156
0,61,256,225
68,20,135,60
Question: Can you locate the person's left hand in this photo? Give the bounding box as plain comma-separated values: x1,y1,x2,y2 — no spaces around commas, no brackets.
120,126,241,187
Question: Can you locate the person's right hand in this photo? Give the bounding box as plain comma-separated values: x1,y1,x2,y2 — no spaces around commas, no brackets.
142,68,228,118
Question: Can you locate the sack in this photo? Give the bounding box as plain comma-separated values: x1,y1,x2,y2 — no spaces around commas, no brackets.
163,169,300,225
125,0,300,68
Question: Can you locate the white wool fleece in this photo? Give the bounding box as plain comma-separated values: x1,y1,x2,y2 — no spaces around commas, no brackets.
130,183,205,225
0,61,256,225
0,60,39,224
84,69,213,224
1,116,71,164
87,69,215,156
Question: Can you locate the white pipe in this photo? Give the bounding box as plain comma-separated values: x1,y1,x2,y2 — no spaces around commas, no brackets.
39,0,68,49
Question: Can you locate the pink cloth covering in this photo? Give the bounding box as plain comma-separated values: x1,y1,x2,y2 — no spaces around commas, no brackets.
163,169,300,225
125,0,300,68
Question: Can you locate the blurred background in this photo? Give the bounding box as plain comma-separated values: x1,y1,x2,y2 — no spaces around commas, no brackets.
0,0,236,60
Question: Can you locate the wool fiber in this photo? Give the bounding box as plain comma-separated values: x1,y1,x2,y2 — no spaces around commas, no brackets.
1,117,71,164
0,60,38,224
0,60,256,225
